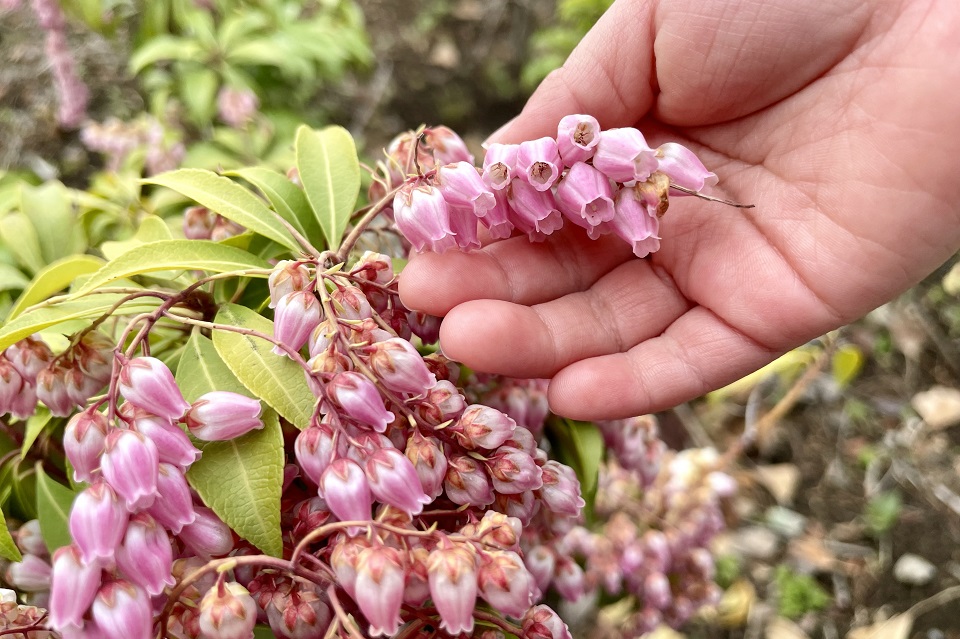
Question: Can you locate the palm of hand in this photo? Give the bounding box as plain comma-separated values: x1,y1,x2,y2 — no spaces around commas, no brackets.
400,0,960,419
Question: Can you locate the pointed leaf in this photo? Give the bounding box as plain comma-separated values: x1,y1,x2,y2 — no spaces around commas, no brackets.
20,182,84,264
176,330,250,401
0,264,29,293
295,125,360,250
35,465,78,554
100,215,173,262
20,407,52,461
130,35,202,73
8,255,105,320
144,169,300,252
0,212,44,275
0,504,21,562
212,303,315,430
225,167,320,243
74,240,270,296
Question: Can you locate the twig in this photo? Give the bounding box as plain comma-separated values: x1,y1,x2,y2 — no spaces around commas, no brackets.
328,585,365,639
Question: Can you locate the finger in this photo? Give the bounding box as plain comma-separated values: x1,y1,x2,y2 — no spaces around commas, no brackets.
546,306,783,420
437,259,690,378
399,225,632,316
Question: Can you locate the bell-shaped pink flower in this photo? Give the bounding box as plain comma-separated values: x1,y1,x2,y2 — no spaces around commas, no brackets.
70,480,129,563
91,580,152,639
5,553,51,592
612,185,661,258
184,391,263,441
555,162,615,226
268,261,312,309
145,463,197,534
524,545,556,595
64,366,105,407
655,142,717,193
326,371,394,432
331,285,373,320
179,507,233,558
0,359,23,417
266,582,332,639
537,461,585,518
477,550,537,618
438,162,495,216
272,291,322,356
405,430,448,498
521,605,573,639
485,447,543,494
320,459,372,529
364,448,431,516
393,182,458,254
516,137,562,191
643,571,672,609
407,311,442,345
367,338,436,395
482,143,519,190
129,411,201,470
48,544,102,631
447,204,481,250
453,405,517,451
15,519,46,558
424,125,473,165
199,579,258,639
417,380,466,425
5,336,53,382
593,127,659,183
294,421,337,486
427,540,478,635
354,545,405,637
64,408,109,483
330,534,371,599
552,557,585,601
35,365,74,417
115,513,175,596
556,114,600,166
444,454,495,507
507,179,564,239
480,189,515,239
101,429,160,511
118,356,190,421
493,490,539,526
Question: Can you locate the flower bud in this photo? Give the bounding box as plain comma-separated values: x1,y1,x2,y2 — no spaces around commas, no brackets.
493,490,539,527
428,540,477,635
556,114,600,166
326,371,394,433
555,162,615,226
350,251,394,285
319,459,373,530
524,546,555,595
423,126,473,165
64,408,109,483
593,127,658,183
0,359,24,417
294,421,337,486
64,365,105,407
35,365,74,417
49,544,102,631
516,137,562,191
507,179,564,239
355,545,405,637
477,550,537,618
5,553,51,591
364,448,431,515
655,142,717,192
129,411,202,470
521,605,572,639
393,182,458,254
6,337,54,382
407,310,442,344
643,571,672,610
91,580,152,639
272,291,322,356
199,579,257,639
266,582,332,639
417,380,466,425
185,391,263,441
331,285,372,320
268,261,312,309
115,513,175,596
453,405,517,450
184,206,217,239
537,461,585,518
367,338,436,395
179,507,234,558
485,448,543,494
474,510,522,552
118,357,190,421
552,557,585,601
330,534,371,599
101,429,160,511
612,184,661,258
291,496,332,542
14,520,46,558
444,454,495,507
146,463,197,534
70,480,129,563
482,143,519,191
405,430,447,498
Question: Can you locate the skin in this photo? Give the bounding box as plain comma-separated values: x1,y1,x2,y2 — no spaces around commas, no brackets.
399,0,960,420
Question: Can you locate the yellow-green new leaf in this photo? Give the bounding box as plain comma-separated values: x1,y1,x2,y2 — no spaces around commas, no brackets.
74,240,270,296
0,503,21,562
176,330,250,402
295,125,360,250
145,169,300,252
20,182,84,264
0,212,44,275
226,167,321,245
8,255,105,320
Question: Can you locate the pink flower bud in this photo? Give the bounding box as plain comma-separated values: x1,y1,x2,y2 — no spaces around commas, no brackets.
266,582,332,639
115,513,175,596
655,142,717,192
521,605,572,639
101,429,160,511
555,162,615,226
291,496,332,542
447,203,481,250
355,545,405,637
346,432,395,464
482,143,519,191
364,448,431,515
307,319,338,358
272,291,322,356
485,448,543,494
524,546,555,595
294,421,337,486
326,371,394,433
593,128,659,183
612,185,661,258
423,126,473,165
643,572,672,609
146,463,197,534
367,338,436,395
199,579,258,639
15,519,46,558
5,336,53,382
70,480,129,563
516,137,562,191
0,358,23,416
64,365,105,407
91,580,152,639
407,311,442,345
8,377,37,419
118,357,190,422
417,380,466,425
179,507,233,558
477,550,537,618
427,541,478,635
184,391,263,441
320,459,373,529
36,365,74,417
405,430,448,498
507,179,564,239
5,553,51,591
493,491,539,526
64,408,109,483
330,534,371,599
552,557,585,601
393,182,458,254
556,114,600,167
474,510,522,552
129,411,202,470
438,162,495,215
331,285,373,320
480,189,515,239
453,405,517,450
268,261,312,309
350,251,394,285
184,205,216,239
49,545,102,631
537,461,585,518
444,454,495,507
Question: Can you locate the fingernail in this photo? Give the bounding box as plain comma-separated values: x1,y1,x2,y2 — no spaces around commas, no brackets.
483,116,519,146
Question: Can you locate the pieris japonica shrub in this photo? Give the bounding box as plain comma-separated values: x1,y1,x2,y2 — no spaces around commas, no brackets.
0,117,735,639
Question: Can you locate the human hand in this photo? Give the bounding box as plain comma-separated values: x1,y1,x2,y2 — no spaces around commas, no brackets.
399,0,960,420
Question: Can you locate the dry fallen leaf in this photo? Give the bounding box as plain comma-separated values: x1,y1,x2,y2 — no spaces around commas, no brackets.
845,613,914,639
766,617,811,639
911,386,960,430
717,579,756,628
755,464,802,505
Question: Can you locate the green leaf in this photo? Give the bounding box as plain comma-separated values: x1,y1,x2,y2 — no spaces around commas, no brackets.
35,465,78,554
295,125,360,250
187,410,284,556
0,503,22,562
0,212,45,275
0,264,29,293
0,293,162,352
20,182,84,264
100,215,173,261
831,344,865,388
176,329,250,402
549,418,604,505
179,67,219,125
8,255,105,320
212,303,315,430
144,169,300,252
130,35,203,73
20,407,52,461
225,167,321,245
74,240,270,296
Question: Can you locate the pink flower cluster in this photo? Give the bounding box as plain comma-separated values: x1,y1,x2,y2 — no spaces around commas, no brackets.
47,356,264,639
81,117,186,174
377,116,716,258
30,0,89,128
182,205,245,241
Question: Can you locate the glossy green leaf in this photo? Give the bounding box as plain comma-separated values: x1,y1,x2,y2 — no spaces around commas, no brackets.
212,303,315,430
74,240,270,296
295,125,360,250
176,330,250,402
225,167,320,245
145,169,300,252
20,407,52,461
187,410,283,556
20,182,84,264
0,504,21,562
0,212,44,275
8,255,105,320
35,465,78,554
